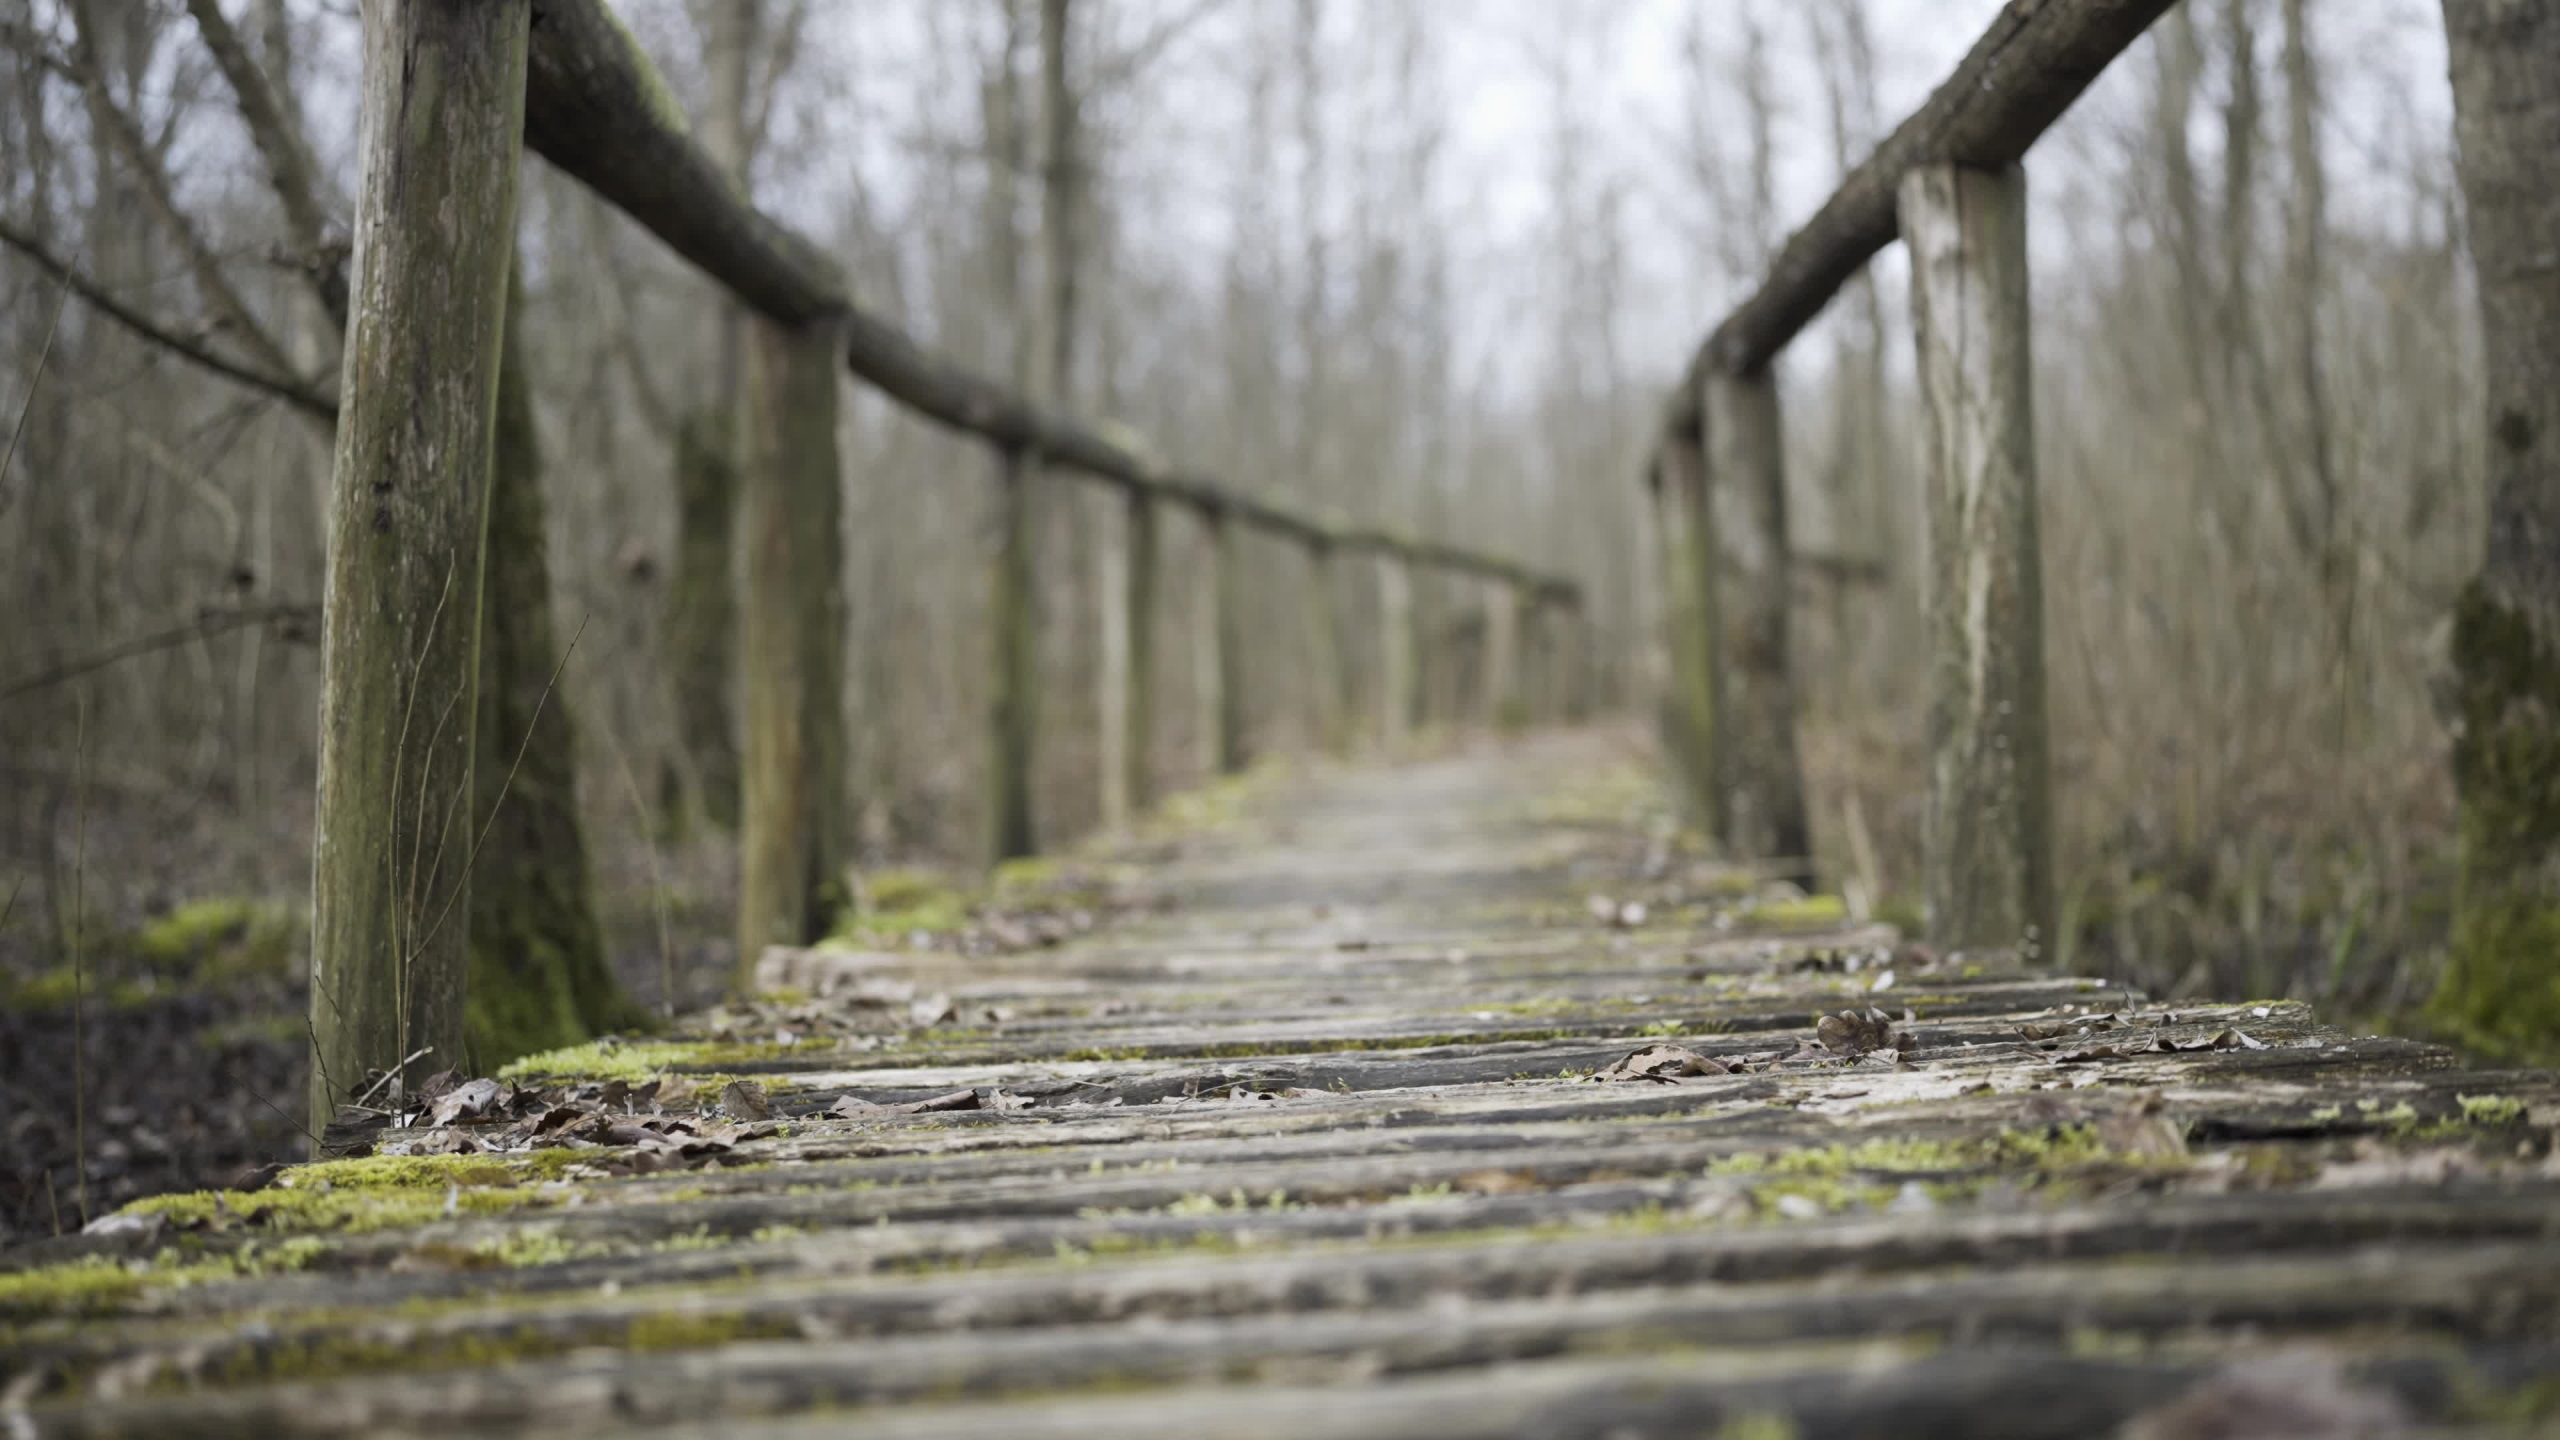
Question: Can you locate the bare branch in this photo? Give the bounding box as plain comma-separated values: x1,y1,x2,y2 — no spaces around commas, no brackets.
62,0,304,384
0,602,319,704
180,0,347,326
0,214,338,421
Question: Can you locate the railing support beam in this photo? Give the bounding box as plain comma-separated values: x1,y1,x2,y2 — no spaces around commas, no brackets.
1104,490,1158,821
737,315,848,976
1200,509,1248,775
1377,554,1415,752
1480,581,1521,732
1655,436,1722,830
1902,161,2054,958
985,449,1040,862
1305,541,1347,754
1703,368,1811,880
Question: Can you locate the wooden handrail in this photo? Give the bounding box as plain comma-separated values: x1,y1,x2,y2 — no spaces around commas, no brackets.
1659,0,2174,437
522,0,1577,608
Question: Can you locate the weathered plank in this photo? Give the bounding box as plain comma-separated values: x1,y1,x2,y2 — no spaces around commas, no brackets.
9,733,2556,1436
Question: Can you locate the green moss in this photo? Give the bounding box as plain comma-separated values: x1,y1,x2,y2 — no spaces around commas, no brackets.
0,1238,331,1322
831,867,975,944
624,1308,798,1353
135,897,300,981
2457,1093,2528,1126
601,4,695,139
2433,587,2560,1063
1051,1027,1578,1066
1872,893,1926,936
1707,1125,2186,1206
1750,894,1850,930
119,1158,560,1236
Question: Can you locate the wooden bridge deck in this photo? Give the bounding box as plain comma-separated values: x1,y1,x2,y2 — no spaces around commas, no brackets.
8,730,2560,1436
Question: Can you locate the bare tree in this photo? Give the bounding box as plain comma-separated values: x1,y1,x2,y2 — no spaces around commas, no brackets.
2435,0,2560,1055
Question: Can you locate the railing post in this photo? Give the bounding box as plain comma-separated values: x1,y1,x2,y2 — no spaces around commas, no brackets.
1657,430,1724,832
1198,506,1247,774
1304,539,1346,754
307,0,529,1132
1901,162,2054,958
1481,578,1521,732
1702,367,1810,879
1519,592,1551,726
1376,552,1415,752
1111,488,1158,818
985,448,1039,863
736,313,849,978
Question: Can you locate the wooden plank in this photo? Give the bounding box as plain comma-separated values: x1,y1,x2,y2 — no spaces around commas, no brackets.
13,734,2557,1436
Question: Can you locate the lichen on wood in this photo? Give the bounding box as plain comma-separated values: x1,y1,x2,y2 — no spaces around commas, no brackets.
307,0,533,1134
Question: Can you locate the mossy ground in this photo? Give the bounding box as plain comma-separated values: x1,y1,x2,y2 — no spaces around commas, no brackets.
2,896,300,1013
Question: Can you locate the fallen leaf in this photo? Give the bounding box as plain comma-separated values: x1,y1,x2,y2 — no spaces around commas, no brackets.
1592,1043,1731,1083
427,1078,504,1127
1816,1007,1910,1057
717,1080,774,1121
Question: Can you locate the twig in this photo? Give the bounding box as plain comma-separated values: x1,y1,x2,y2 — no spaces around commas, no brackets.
0,603,316,704
599,707,679,1021
347,1046,435,1113
407,618,591,966
178,0,345,326
0,216,336,421
70,688,91,1229
0,267,69,514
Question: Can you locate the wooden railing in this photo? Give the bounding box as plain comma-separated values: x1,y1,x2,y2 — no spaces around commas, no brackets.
1648,0,2175,952
518,0,1583,960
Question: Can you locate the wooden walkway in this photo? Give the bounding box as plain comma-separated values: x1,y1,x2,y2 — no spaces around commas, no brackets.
7,730,2560,1436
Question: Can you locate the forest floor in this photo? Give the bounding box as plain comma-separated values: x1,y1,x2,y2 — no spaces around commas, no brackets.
5,727,2559,1436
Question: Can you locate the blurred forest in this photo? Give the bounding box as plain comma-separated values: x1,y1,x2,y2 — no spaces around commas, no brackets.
0,0,2482,1227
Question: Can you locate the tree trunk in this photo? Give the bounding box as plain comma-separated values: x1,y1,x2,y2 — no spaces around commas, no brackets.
466,266,639,1066
307,0,529,1136
735,315,847,981
1703,368,1810,880
1901,162,2055,961
2436,0,2560,1058
666,410,740,830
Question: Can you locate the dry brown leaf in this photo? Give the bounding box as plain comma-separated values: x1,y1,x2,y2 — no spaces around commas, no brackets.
717,1079,774,1121
1592,1043,1731,1083
1816,1007,1910,1057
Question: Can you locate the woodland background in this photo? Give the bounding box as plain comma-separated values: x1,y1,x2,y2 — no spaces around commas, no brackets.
0,0,2480,1230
